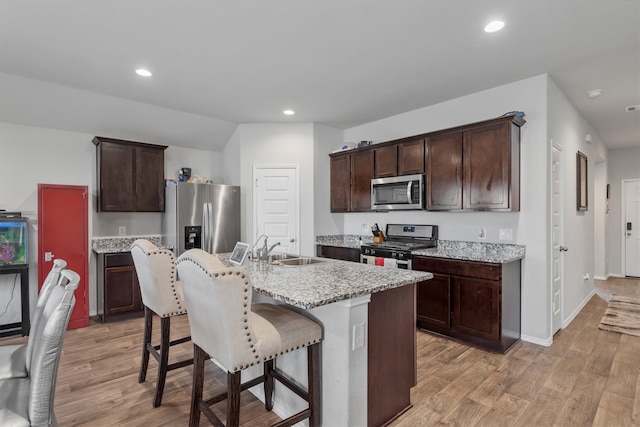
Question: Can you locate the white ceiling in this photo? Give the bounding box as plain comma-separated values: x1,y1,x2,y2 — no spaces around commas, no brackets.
0,0,638,151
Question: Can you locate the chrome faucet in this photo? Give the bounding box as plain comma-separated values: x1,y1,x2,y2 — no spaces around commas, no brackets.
267,242,281,256
251,235,281,262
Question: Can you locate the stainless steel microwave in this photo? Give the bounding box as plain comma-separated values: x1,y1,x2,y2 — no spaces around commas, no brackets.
371,174,424,210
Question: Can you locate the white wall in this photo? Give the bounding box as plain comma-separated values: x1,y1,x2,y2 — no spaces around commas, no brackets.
223,128,241,186
594,160,608,279
0,122,94,322
237,123,317,255
607,147,640,276
341,75,552,343
313,124,345,236
547,78,607,328
0,120,225,320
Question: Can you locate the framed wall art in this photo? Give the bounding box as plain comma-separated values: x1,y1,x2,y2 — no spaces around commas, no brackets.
577,151,588,211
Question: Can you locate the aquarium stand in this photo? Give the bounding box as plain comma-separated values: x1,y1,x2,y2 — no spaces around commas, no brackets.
0,265,29,337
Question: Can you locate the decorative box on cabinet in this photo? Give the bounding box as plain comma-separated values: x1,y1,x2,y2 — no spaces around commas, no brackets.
413,256,521,353
96,252,144,323
93,136,168,212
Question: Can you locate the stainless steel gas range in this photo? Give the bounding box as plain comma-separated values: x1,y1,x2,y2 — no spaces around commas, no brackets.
361,224,438,269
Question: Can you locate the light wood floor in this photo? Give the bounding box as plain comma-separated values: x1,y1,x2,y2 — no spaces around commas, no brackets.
1,277,639,426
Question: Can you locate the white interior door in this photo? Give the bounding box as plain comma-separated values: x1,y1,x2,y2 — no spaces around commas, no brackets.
624,179,640,277
552,144,564,334
253,166,299,255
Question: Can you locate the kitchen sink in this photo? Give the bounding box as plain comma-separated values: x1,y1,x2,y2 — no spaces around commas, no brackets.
265,253,298,262
275,256,329,266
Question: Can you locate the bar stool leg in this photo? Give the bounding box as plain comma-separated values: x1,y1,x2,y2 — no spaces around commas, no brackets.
190,344,206,427
227,371,242,427
153,316,171,407
264,359,275,411
308,342,321,427
139,306,153,383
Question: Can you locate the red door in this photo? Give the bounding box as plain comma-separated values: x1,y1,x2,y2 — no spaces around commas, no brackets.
38,184,89,330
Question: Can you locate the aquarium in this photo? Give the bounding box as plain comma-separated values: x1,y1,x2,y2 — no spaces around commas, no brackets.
0,218,28,267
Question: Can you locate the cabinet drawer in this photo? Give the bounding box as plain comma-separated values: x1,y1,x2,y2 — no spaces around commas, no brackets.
413,256,501,281
105,252,133,268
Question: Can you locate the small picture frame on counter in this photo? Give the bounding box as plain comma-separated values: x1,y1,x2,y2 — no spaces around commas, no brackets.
229,241,250,265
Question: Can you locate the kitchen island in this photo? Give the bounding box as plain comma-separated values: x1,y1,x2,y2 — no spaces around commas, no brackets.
215,253,432,427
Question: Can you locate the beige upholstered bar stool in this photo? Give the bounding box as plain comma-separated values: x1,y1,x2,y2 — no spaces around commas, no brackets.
176,249,323,427
131,239,195,407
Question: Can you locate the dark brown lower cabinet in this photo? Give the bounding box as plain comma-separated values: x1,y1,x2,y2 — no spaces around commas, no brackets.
96,252,144,323
413,256,521,353
368,283,416,427
316,245,361,262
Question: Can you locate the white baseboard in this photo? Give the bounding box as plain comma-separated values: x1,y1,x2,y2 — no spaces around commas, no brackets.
562,289,596,329
609,273,626,278
521,334,552,347
594,275,608,281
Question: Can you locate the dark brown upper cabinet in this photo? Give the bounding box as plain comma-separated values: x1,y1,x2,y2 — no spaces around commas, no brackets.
330,154,351,212
427,116,523,211
463,118,521,211
397,139,424,175
350,150,374,212
93,137,167,212
374,145,397,178
330,150,374,213
426,132,463,210
329,115,524,213
374,139,424,178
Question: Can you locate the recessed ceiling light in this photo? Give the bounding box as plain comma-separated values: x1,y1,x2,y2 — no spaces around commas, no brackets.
484,20,505,33
587,89,603,98
283,109,295,116
135,68,153,77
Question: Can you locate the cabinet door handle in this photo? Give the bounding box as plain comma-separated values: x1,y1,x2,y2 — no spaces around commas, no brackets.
559,246,568,252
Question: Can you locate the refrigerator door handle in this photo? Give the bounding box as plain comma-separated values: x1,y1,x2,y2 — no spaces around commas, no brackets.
202,202,211,253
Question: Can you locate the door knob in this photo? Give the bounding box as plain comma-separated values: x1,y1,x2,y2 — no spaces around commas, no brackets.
559,246,568,252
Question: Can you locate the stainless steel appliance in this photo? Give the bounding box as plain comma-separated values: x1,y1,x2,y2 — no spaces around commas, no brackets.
162,183,240,256
371,174,424,210
361,224,438,269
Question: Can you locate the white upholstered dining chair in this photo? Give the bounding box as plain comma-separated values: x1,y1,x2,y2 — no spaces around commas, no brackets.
0,259,67,380
0,268,80,426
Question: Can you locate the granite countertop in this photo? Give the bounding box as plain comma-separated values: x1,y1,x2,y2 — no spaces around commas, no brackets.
412,240,525,263
214,253,432,309
316,234,373,249
92,235,171,254
315,235,525,264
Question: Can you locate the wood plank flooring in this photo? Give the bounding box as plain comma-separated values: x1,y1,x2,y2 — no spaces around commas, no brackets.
1,276,638,426
392,276,640,427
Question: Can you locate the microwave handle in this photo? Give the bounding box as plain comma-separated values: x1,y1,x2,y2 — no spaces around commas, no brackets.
407,181,413,202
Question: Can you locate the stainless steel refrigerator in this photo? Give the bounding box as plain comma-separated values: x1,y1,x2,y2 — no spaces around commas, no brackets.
162,183,241,256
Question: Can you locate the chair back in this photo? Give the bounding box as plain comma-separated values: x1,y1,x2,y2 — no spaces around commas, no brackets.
26,259,67,369
131,239,186,317
176,249,258,372
28,268,79,426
